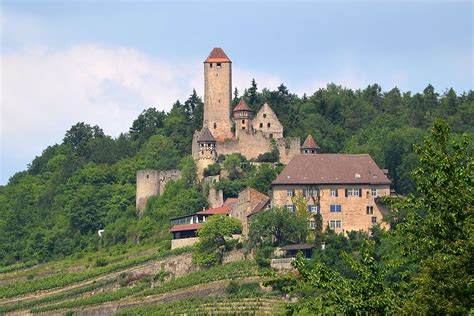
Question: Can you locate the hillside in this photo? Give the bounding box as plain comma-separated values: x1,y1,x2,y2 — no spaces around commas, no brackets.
1,83,473,266
0,245,285,315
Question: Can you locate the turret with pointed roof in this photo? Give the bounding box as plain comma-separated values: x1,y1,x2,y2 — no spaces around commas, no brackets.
301,134,320,154
233,98,253,137
204,48,231,63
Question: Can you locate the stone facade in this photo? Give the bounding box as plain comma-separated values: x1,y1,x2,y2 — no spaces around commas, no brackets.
252,103,284,139
229,188,269,237
271,184,390,233
136,169,181,215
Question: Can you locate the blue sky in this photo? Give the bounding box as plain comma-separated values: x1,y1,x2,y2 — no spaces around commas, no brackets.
1,0,473,184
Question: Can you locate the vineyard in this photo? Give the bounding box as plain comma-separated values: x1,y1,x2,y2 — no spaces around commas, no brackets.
0,246,285,315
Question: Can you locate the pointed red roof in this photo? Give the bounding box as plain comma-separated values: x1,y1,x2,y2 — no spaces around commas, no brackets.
301,134,320,149
233,99,252,112
204,48,231,63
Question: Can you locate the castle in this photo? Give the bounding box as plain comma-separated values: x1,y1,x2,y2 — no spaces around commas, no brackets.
136,48,300,214
191,48,300,175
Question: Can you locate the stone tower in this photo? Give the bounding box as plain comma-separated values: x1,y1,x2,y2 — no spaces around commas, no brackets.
197,127,218,175
300,134,320,154
233,99,253,138
136,170,161,215
203,48,233,140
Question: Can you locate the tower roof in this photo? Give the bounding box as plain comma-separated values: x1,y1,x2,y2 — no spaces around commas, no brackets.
301,134,320,149
198,127,216,142
233,98,252,112
204,48,231,63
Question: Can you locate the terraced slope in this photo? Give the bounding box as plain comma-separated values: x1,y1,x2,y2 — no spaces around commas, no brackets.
0,249,286,316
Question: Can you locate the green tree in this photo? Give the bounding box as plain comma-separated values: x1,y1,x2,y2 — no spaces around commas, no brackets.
129,108,166,143
63,122,104,149
179,155,197,189
287,240,398,315
246,164,280,194
222,154,243,180
192,215,242,266
393,120,473,314
248,207,307,248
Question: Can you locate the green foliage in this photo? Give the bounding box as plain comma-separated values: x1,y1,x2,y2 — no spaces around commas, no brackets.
222,153,246,180
287,240,398,315
246,164,282,194
214,178,246,199
179,155,198,188
192,214,242,266
203,163,221,177
248,207,308,248
391,120,473,314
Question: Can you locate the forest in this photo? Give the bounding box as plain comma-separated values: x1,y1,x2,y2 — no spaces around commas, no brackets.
0,80,472,268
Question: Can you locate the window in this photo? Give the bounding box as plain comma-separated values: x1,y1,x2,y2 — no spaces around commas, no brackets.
304,189,318,197
263,113,267,118
259,123,263,128
287,189,295,197
346,188,361,197
330,204,342,212
213,123,217,129
267,123,271,128
366,206,374,215
242,119,245,124
309,220,316,229
371,188,378,197
308,205,320,213
285,205,295,212
329,220,342,229
330,188,338,197
217,62,221,68
269,133,273,139
210,63,213,68
242,126,245,130
371,216,377,224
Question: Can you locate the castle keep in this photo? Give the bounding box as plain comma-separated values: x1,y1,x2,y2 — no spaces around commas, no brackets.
193,48,300,175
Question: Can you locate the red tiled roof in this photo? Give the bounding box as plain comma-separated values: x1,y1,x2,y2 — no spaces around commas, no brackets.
195,205,230,215
301,134,320,149
169,223,202,233
272,154,391,185
204,48,231,63
233,99,252,112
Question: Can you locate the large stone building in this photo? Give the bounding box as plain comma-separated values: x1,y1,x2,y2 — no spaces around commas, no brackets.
193,48,300,175
271,150,392,233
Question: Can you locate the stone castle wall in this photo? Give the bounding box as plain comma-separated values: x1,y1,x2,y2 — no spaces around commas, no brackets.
276,137,300,164
136,169,181,215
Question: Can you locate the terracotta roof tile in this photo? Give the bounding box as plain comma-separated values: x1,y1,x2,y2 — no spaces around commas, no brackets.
224,197,238,206
249,197,270,216
233,99,252,112
197,127,216,142
170,223,202,233
195,205,230,215
301,134,320,149
204,48,231,63
272,154,391,185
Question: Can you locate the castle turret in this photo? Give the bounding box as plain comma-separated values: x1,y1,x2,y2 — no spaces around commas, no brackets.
197,127,218,175
233,98,253,138
203,48,233,140
301,134,320,154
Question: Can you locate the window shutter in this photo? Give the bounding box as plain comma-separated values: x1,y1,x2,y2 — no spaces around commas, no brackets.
345,189,348,197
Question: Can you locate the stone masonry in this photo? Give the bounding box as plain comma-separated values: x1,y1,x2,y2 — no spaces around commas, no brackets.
136,169,181,215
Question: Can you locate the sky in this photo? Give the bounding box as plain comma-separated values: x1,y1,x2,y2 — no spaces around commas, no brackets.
0,0,472,184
